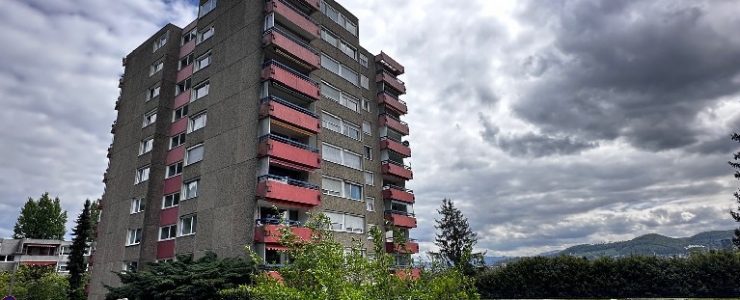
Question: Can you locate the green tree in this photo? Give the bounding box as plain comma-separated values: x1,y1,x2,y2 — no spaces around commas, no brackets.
219,214,479,300
68,199,92,300
433,199,483,274
730,133,740,248
0,265,68,300
13,193,67,240
105,252,256,300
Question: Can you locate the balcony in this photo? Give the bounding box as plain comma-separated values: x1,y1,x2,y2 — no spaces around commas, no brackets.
263,28,320,70
377,92,407,115
382,160,413,180
265,0,319,40
258,134,320,170
380,137,411,158
375,51,405,76
262,60,320,100
379,114,409,136
385,211,417,228
385,240,420,254
376,71,406,94
260,97,320,134
256,175,321,206
394,268,421,280
382,185,415,204
254,224,312,244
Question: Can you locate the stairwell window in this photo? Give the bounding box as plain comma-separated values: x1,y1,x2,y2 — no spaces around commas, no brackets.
185,144,204,165
183,180,199,199
198,0,217,18
147,86,160,101
364,171,374,186
126,228,142,246
360,75,369,89
159,225,177,241
359,54,368,68
139,137,153,155
366,198,375,212
362,121,372,135
135,166,150,184
194,51,211,71
188,112,207,133
191,80,209,101
364,146,372,160
179,215,197,236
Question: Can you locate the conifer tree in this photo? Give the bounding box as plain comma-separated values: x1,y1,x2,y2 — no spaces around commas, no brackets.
13,193,67,239
729,133,740,248
68,199,92,300
434,198,483,274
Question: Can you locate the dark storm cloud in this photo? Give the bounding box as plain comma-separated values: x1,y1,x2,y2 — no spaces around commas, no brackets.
512,0,740,152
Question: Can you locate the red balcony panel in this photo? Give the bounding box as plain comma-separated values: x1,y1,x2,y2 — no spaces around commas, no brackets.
165,146,185,165
163,175,182,195
263,30,320,70
375,51,405,75
385,241,419,254
382,187,415,204
260,99,320,133
173,90,191,108
176,64,193,83
380,138,411,157
159,207,178,226
169,118,188,135
258,138,320,169
394,268,421,280
379,115,409,136
262,63,320,100
382,161,413,180
179,40,195,58
265,0,319,39
254,224,312,243
385,212,417,229
157,239,175,259
257,179,321,206
376,72,406,94
377,92,408,115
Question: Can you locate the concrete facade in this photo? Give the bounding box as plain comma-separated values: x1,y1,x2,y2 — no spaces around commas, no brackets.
90,0,415,298
0,238,76,274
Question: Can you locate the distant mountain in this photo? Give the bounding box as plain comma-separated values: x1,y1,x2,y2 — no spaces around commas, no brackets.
558,230,735,258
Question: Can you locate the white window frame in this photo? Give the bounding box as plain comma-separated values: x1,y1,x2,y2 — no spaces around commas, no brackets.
362,121,372,135
159,224,177,241
360,75,369,89
321,143,362,170
183,180,199,200
162,192,180,209
321,176,363,201
139,137,154,155
324,211,364,234
364,171,374,186
321,176,343,197
364,145,372,160
359,54,368,67
199,0,217,18
150,59,164,76
320,1,357,36
126,228,142,246
188,112,207,133
166,161,183,178
142,110,157,127
135,166,150,184
170,133,186,149
191,80,210,101
185,144,204,165
344,181,363,201
147,86,160,101
321,112,360,140
130,198,145,214
173,105,188,122
320,54,358,86
179,215,197,236
153,33,168,52
179,53,193,70
181,28,197,45
366,197,375,212
197,26,214,43
194,51,211,71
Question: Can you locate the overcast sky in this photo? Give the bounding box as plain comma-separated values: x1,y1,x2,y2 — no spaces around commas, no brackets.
1,0,739,256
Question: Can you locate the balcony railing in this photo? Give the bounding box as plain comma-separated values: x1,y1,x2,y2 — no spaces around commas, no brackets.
382,185,415,204
258,135,320,169
377,91,408,114
379,113,409,136
380,136,411,157
265,0,319,39
385,240,420,254
385,210,417,228
375,51,405,75
262,60,320,100
257,175,321,206
259,134,318,152
376,71,406,94
258,174,320,190
255,218,302,227
381,160,413,180
260,96,320,133
254,224,312,243
263,27,320,70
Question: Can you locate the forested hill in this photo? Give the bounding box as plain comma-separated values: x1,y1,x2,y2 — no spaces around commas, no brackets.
558,230,735,258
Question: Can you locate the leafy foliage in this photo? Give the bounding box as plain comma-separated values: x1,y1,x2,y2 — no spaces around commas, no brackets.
105,252,257,300
730,133,740,248
68,199,92,300
219,214,479,300
433,199,484,274
0,265,69,300
13,192,67,240
476,251,740,298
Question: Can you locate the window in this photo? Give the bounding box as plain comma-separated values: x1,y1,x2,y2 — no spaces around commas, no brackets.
321,82,361,113
194,51,211,71
179,54,193,70
147,86,160,101
340,41,356,59
320,1,357,36
343,122,360,140
191,81,210,101
364,146,372,160
142,110,157,127
57,263,69,273
366,197,375,211
344,151,362,169
321,177,342,197
176,78,192,95
344,182,362,201
126,228,142,246
139,138,154,155
166,162,183,178
170,133,186,149
185,144,204,165
321,143,362,170
199,0,217,17
340,65,358,85
173,105,188,121
153,33,167,52
159,225,177,241
320,28,338,47
130,198,145,214
362,121,372,135
183,180,199,199
150,60,164,76
180,215,197,235
263,13,275,31
163,192,180,208
320,54,359,86
322,112,360,140
188,112,207,132
360,75,369,89
364,172,374,185
197,26,214,43
359,54,368,67
135,166,150,184
122,261,138,272
182,28,197,45
324,212,344,231
324,212,364,233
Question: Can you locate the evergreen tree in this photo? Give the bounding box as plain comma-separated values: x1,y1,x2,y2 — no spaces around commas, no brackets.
730,133,740,249
433,199,483,274
68,199,92,300
13,193,67,240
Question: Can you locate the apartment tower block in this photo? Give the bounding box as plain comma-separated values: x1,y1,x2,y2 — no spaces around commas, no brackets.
90,0,415,298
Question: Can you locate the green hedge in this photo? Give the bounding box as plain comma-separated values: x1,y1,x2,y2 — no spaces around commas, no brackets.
476,251,740,298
